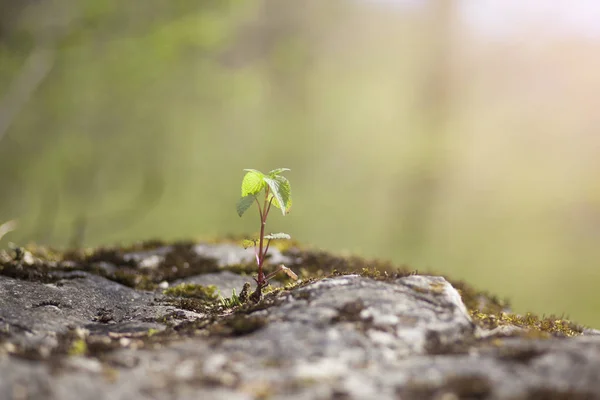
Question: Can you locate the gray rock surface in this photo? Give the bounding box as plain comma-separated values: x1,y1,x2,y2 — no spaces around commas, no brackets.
1,243,599,400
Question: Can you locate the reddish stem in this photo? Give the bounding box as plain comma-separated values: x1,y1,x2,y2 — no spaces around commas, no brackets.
256,189,272,286
253,241,260,265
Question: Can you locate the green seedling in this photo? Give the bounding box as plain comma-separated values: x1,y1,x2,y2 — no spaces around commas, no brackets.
237,168,298,301
219,288,243,308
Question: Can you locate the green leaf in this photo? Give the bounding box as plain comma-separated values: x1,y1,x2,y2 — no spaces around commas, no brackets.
241,169,265,197
264,233,291,240
268,168,290,177
264,175,292,215
236,195,255,217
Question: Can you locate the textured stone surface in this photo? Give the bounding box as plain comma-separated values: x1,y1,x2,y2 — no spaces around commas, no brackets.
1,243,599,400
0,272,167,352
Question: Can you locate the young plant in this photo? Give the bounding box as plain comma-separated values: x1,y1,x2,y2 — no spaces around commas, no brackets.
219,287,243,309
237,168,297,301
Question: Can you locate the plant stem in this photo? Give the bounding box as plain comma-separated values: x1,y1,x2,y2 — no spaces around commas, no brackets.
256,191,275,287
256,189,269,285
254,242,260,265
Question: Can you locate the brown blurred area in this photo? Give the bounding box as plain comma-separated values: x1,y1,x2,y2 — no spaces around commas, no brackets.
1,0,599,326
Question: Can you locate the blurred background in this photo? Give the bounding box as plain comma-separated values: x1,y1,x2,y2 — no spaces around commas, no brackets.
1,0,599,326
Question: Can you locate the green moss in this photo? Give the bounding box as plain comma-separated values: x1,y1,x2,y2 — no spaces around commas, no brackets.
68,338,88,356
161,284,222,314
163,283,218,300
470,311,584,338
262,285,283,295
359,267,384,279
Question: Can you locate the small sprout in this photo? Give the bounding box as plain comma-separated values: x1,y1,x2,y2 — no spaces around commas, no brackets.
219,288,244,308
237,168,297,302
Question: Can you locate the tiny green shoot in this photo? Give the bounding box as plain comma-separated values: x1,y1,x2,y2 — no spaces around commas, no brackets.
236,168,297,301
219,288,243,308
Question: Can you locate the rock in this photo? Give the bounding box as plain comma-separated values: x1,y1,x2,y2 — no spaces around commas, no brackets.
0,272,167,353
0,242,598,399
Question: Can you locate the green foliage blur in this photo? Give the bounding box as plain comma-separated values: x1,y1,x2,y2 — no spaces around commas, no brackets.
1,1,599,327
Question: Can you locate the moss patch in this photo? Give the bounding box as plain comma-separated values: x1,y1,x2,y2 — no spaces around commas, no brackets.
163,283,218,300
470,311,584,338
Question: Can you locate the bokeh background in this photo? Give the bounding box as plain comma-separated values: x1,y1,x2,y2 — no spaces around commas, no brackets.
1,0,599,326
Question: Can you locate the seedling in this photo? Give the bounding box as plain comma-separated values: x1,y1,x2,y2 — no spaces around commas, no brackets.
219,288,243,308
237,168,297,302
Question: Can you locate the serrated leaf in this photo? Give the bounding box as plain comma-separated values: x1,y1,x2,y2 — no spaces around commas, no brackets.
236,195,255,217
241,169,265,197
268,168,290,177
264,233,291,240
264,175,292,215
